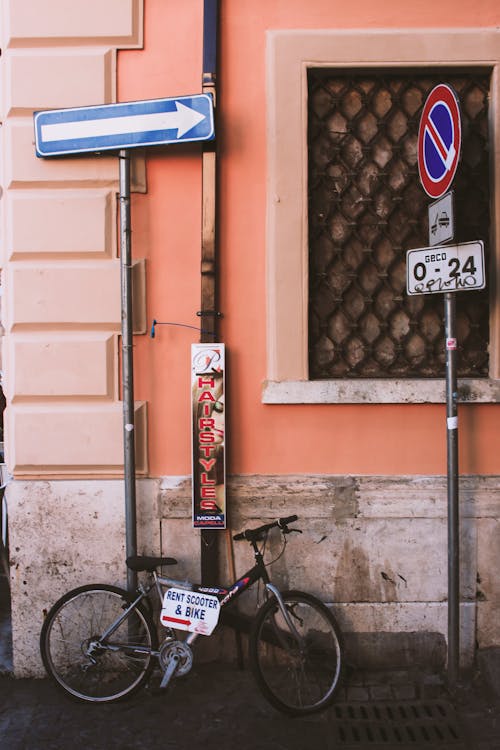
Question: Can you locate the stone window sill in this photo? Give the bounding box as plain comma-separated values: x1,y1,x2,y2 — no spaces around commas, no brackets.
262,379,500,404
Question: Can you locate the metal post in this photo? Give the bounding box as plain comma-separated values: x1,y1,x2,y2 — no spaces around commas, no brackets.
118,149,137,592
444,291,460,687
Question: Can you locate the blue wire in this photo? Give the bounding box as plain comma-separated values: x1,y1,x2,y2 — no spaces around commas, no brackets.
150,319,217,339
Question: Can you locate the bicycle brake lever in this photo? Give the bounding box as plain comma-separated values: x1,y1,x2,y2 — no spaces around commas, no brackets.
283,527,302,535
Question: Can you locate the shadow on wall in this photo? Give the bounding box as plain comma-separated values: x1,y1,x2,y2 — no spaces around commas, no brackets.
0,384,6,579
333,539,447,671
343,631,447,672
0,569,12,674
0,385,12,674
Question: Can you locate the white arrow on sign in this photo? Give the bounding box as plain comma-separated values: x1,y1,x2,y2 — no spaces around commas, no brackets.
34,94,215,156
40,101,205,143
160,587,220,636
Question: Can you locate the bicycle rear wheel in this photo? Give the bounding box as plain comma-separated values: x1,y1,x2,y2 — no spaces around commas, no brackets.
249,590,343,715
40,584,157,703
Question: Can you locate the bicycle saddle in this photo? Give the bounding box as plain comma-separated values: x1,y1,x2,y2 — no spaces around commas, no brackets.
126,555,177,572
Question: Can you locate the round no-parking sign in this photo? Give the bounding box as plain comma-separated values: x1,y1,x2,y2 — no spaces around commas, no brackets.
418,84,461,199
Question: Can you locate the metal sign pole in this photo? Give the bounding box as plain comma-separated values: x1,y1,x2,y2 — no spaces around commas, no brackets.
119,149,138,593
416,83,466,689
413,83,489,690
33,94,216,596
445,292,460,687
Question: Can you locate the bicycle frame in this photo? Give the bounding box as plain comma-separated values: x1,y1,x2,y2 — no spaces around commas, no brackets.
98,531,303,657
40,513,344,712
153,536,303,647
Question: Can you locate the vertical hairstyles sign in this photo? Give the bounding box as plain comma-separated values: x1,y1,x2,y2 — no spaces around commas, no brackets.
191,344,226,529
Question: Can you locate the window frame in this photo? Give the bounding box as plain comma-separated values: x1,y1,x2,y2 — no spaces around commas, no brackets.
264,28,500,404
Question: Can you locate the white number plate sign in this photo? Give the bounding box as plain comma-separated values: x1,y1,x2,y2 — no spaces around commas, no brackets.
406,240,485,296
160,588,220,636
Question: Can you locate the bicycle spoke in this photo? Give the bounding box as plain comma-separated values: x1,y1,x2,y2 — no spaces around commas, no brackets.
250,592,343,715
40,586,157,703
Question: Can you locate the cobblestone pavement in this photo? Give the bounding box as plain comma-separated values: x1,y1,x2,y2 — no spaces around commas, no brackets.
0,663,499,750
1,574,498,750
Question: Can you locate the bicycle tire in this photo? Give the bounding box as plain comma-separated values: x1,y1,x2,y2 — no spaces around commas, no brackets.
249,589,343,715
40,584,158,703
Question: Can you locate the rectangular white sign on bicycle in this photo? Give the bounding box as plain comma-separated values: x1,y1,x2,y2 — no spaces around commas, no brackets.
406,240,485,296
161,588,220,635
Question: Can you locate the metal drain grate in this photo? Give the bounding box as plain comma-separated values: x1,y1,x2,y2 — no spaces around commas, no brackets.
329,700,465,748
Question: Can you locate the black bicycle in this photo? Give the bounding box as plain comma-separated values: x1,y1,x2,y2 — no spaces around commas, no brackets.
40,514,344,715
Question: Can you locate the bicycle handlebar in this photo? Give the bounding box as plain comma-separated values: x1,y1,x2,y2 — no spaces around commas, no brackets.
233,514,299,542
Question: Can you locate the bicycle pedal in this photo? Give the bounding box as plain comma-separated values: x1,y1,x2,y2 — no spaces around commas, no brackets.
159,655,179,689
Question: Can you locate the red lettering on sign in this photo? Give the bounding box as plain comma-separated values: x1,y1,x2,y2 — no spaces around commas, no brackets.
192,348,225,527
200,446,216,457
201,487,217,498
200,499,217,510
198,377,215,388
199,458,216,471
199,432,215,443
198,391,215,402
200,472,215,485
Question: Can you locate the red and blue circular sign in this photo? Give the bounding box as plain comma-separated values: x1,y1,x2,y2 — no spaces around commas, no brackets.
418,84,462,199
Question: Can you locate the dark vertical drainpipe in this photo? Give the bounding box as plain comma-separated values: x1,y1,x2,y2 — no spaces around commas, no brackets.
200,0,220,585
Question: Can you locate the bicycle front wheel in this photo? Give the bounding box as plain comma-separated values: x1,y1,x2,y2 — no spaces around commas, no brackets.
249,590,343,715
40,584,158,703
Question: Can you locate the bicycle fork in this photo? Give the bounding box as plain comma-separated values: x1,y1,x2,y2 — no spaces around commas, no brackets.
265,584,304,648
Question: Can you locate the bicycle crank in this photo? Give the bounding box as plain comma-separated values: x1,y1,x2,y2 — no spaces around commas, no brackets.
158,640,193,688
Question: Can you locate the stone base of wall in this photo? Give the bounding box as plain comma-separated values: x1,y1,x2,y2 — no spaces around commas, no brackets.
5,474,499,677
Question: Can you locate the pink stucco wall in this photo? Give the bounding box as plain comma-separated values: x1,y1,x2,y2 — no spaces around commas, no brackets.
3,0,499,679
119,0,499,478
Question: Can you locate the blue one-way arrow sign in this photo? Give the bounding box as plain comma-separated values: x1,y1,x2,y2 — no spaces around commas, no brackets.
34,94,214,157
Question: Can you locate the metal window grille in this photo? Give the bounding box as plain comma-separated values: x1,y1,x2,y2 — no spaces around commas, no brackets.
308,70,491,379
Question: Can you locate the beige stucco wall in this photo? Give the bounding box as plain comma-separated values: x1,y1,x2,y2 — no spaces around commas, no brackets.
0,0,145,478
0,0,147,674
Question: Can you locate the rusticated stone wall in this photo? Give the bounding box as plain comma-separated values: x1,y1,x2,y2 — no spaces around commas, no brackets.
0,0,146,477
7,474,498,676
